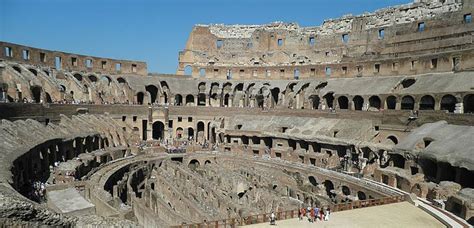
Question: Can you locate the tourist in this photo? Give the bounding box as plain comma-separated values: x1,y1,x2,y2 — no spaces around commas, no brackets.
299,207,305,220
310,207,315,223
313,206,319,222
270,211,276,225
306,206,311,222
326,208,331,221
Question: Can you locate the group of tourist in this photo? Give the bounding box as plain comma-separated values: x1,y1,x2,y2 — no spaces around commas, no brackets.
28,181,46,203
299,206,331,223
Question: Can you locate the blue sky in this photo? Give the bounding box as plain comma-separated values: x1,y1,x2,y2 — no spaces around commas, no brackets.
0,0,411,74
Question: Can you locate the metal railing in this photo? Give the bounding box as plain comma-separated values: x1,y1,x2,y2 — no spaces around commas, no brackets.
172,195,405,228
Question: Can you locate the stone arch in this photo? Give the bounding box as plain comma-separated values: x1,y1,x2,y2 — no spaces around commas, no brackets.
197,121,205,142
176,127,184,139
145,85,159,104
187,127,194,140
271,88,280,107
88,75,98,82
45,92,52,103
30,86,42,103
323,92,334,108
338,96,349,109
341,185,351,196
387,135,399,145
188,159,200,169
12,65,22,74
28,68,37,76
440,94,456,113
73,73,83,81
185,94,194,105
369,96,381,110
357,191,367,200
353,96,364,110
197,93,206,106
308,176,319,186
386,96,397,110
324,180,335,198
419,95,435,110
223,94,230,106
174,94,183,106
309,95,320,109
464,94,474,113
117,77,127,84
136,92,144,105
401,95,415,110
100,75,112,85
152,121,165,140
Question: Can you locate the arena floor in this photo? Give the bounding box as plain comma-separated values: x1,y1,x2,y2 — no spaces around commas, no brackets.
243,202,445,228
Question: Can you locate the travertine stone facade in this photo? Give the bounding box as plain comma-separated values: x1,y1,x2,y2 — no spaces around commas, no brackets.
178,0,474,79
0,0,473,227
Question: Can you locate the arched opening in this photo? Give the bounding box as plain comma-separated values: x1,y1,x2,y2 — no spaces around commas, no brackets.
464,94,474,113
440,95,456,113
187,127,194,140
145,85,159,104
353,96,364,110
271,88,280,106
391,154,405,169
73,73,83,81
45,92,52,103
324,180,335,198
31,86,41,103
369,96,381,110
338,96,349,109
152,121,165,140
419,95,435,110
210,127,216,143
100,76,111,86
401,96,415,110
224,94,230,107
197,122,205,142
88,75,98,82
12,66,22,74
309,95,320,109
386,96,397,110
184,65,192,76
308,176,318,186
323,93,334,108
175,94,183,106
342,186,351,196
197,93,206,106
117,77,126,84
176,127,184,139
185,95,194,105
188,159,200,169
136,92,144,105
387,136,399,145
357,191,367,200
28,68,37,76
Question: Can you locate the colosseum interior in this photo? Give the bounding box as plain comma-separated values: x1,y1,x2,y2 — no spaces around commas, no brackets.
0,0,473,227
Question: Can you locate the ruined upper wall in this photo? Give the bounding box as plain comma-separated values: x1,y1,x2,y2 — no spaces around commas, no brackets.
0,41,147,75
178,0,474,79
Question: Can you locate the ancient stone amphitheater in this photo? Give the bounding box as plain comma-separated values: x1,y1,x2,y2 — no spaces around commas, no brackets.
0,0,473,227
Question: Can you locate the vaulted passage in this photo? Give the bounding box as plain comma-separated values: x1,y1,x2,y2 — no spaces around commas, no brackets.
152,121,165,140
338,96,349,109
440,95,456,113
419,95,435,110
353,96,364,110
401,96,415,110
